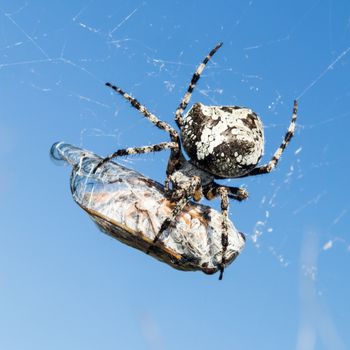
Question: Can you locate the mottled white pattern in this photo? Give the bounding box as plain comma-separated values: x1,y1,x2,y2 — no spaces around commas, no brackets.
191,104,264,166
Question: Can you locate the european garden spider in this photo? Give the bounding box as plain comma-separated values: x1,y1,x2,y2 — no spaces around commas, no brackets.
93,42,298,279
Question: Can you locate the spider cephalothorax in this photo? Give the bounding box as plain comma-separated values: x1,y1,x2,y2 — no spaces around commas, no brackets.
93,42,298,279
181,103,264,178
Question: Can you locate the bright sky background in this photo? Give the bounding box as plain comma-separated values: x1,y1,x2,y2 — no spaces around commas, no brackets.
1,1,350,349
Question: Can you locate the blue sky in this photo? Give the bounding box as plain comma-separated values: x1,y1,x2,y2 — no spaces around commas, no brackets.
1,1,350,349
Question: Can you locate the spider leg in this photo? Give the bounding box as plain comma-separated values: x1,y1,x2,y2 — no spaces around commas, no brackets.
147,176,202,254
174,42,223,128
217,187,229,281
244,100,298,176
105,82,179,142
92,141,178,174
203,183,245,280
205,182,249,202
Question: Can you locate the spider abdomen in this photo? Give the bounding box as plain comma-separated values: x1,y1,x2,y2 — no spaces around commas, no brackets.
181,103,264,178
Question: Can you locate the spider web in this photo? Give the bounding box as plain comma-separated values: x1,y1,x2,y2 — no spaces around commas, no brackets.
1,1,350,349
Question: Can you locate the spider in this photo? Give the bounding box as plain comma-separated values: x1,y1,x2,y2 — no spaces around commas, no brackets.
93,42,298,279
